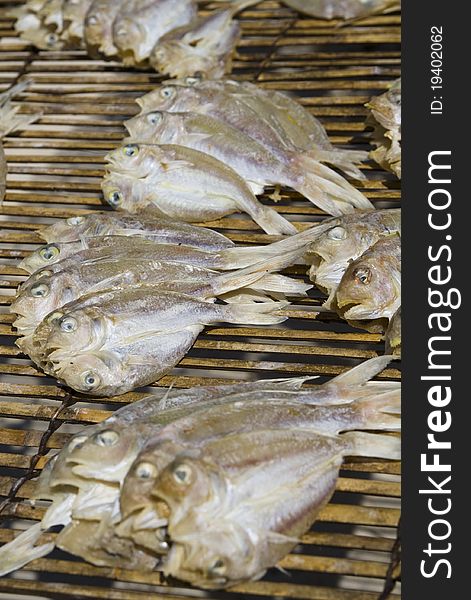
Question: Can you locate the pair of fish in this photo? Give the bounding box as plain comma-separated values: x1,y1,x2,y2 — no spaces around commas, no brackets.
367,79,401,178
116,78,371,222
0,81,42,203
0,357,400,588
282,0,401,20
303,208,401,353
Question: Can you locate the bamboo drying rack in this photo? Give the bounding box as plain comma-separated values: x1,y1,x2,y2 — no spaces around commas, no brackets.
0,1,401,599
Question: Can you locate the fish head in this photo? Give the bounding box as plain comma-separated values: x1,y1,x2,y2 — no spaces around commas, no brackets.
50,352,125,396
19,243,71,274
102,173,151,212
124,110,179,144
136,84,183,113
151,455,220,513
84,8,106,48
41,306,109,361
164,524,259,589
105,143,159,178
11,271,74,337
39,215,94,243
66,421,144,482
336,254,400,320
113,16,146,63
21,27,64,50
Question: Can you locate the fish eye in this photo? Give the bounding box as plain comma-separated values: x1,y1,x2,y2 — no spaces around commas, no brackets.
83,371,101,391
328,226,347,241
46,33,58,46
172,462,193,485
209,558,226,576
95,429,119,446
353,267,372,285
31,282,49,298
59,316,77,332
160,86,175,99
123,144,139,157
86,14,98,26
67,216,84,226
185,75,201,86
135,461,157,480
108,190,123,207
147,112,162,125
39,245,59,261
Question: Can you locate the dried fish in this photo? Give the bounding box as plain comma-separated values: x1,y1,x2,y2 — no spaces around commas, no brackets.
150,0,261,79
84,0,127,56
125,111,372,216
38,210,234,250
61,0,94,42
335,235,401,328
32,285,288,394
367,79,401,177
306,208,401,307
112,0,197,65
136,79,368,179
104,144,298,234
281,0,400,19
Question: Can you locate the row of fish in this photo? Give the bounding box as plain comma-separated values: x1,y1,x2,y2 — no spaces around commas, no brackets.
104,76,372,225
11,2,401,79
11,208,401,398
0,356,400,588
10,0,264,79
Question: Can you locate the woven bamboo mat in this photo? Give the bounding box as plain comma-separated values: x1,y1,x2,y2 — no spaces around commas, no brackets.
0,2,401,598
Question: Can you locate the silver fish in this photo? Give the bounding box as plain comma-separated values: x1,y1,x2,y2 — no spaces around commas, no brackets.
125,111,372,216
38,210,234,249
104,143,298,235
306,208,401,307
137,78,367,179
32,287,288,395
112,0,197,65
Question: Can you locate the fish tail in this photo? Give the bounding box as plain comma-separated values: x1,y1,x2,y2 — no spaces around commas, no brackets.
249,204,298,235
222,300,289,325
343,431,400,460
0,522,55,577
351,388,401,431
307,148,368,180
295,154,373,215
329,355,393,387
253,273,312,296
220,221,337,269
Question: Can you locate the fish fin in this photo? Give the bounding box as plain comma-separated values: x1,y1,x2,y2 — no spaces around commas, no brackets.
328,355,393,388
296,154,373,215
222,300,288,325
307,148,368,180
253,274,312,296
266,531,301,545
344,432,400,461
0,522,55,577
244,203,298,235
